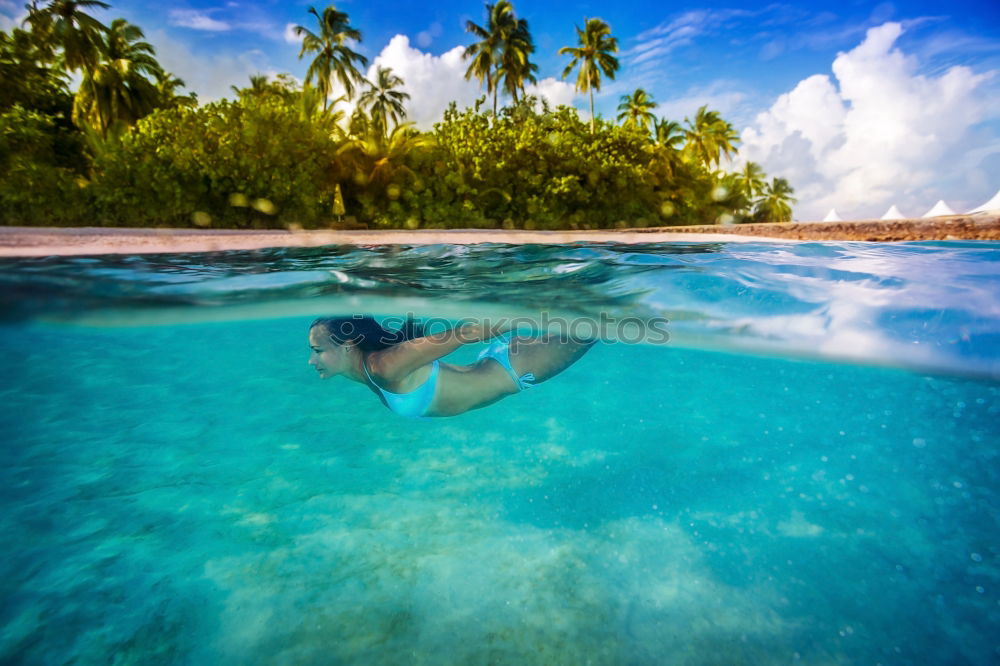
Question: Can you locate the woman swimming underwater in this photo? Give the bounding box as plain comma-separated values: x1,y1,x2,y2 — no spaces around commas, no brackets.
308,316,594,417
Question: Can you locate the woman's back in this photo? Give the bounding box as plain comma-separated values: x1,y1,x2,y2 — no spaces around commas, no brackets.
310,317,594,417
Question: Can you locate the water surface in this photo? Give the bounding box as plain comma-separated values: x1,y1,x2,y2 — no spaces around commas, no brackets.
1,241,998,664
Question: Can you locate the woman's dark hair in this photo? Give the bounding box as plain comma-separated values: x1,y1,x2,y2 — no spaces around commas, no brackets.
310,315,425,352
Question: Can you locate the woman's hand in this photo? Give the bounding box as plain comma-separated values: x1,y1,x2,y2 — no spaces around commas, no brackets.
458,320,512,342
373,319,515,381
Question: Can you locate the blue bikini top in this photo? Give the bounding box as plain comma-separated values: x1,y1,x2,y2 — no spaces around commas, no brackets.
363,358,440,418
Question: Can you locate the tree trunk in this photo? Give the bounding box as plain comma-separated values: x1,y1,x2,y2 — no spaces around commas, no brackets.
589,87,595,134
487,73,496,118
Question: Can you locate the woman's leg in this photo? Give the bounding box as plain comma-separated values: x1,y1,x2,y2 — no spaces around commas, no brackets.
443,335,595,414
507,334,596,385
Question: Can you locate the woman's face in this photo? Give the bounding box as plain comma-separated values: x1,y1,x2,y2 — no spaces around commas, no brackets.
308,327,346,379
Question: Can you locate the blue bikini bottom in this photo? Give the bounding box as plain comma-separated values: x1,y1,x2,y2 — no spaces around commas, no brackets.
363,336,534,419
478,336,536,391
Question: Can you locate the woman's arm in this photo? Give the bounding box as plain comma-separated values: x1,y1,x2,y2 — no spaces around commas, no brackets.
368,321,509,381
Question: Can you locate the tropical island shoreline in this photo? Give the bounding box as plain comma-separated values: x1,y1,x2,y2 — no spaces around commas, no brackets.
2,214,997,257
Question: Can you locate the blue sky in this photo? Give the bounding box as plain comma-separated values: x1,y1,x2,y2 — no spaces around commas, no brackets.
2,0,999,219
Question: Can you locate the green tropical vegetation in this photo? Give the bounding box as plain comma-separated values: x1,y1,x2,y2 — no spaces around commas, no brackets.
72,18,161,138
0,0,796,228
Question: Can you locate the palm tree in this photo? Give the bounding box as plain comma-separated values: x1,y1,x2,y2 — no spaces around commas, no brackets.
650,119,685,179
358,66,410,138
463,1,515,115
753,177,796,222
299,84,345,135
24,0,109,72
559,18,619,133
155,70,196,109
0,27,70,113
654,119,684,150
682,105,739,168
72,18,162,137
230,73,298,104
737,161,766,200
231,73,269,99
348,106,371,138
713,117,740,165
229,74,343,134
498,13,537,105
295,5,367,108
616,88,657,132
710,171,749,222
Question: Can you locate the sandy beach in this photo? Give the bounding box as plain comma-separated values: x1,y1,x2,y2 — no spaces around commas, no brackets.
1,214,997,257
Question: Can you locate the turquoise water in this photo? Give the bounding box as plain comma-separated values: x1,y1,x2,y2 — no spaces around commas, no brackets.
1,242,999,664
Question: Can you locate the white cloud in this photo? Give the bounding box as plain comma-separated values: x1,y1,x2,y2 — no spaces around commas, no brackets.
344,35,577,129
629,25,699,66
525,77,577,109
656,82,748,126
364,36,479,128
415,22,442,49
283,22,302,45
169,9,231,32
148,29,279,103
757,21,869,62
165,5,290,42
627,9,754,74
633,9,752,44
740,22,999,220
0,0,28,31
145,29,575,126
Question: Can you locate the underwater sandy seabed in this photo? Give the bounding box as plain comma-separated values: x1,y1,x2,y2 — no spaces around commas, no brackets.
2,318,999,664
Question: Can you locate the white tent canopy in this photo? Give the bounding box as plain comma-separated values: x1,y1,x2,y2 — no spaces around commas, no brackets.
968,188,1000,214
881,205,906,220
922,200,956,217
822,208,843,222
